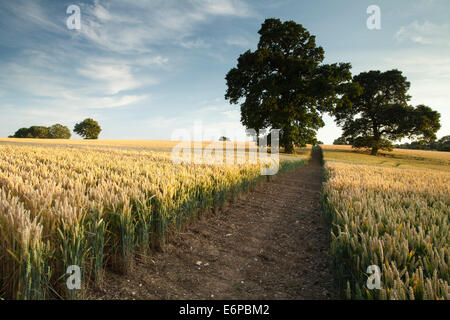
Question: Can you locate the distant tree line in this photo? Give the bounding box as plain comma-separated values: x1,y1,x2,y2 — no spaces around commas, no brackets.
9,124,71,139
334,134,449,152
9,118,102,140
396,136,450,152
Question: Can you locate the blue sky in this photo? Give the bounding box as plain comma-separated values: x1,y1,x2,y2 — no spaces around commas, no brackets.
0,0,449,143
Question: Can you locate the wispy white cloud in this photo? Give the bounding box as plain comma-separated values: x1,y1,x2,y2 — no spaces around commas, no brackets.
77,63,142,95
0,63,148,110
77,0,255,53
180,39,211,49
2,0,66,34
79,95,148,109
384,54,450,79
136,56,169,66
395,21,450,46
195,0,252,17
225,35,253,48
0,54,149,111
0,0,255,117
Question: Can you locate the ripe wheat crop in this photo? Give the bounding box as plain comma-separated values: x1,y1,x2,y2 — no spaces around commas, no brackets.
0,142,305,299
322,162,449,300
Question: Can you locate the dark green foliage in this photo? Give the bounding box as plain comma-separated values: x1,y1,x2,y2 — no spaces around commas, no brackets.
12,127,32,138
48,124,72,139
333,136,350,145
73,118,102,140
436,135,450,151
396,135,450,152
225,18,354,153
335,70,441,155
11,124,71,139
28,126,49,139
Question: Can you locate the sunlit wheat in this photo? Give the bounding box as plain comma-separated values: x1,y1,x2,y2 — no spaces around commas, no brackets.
322,162,449,300
0,142,304,299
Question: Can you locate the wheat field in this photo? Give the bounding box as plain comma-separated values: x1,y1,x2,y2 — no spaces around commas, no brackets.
2,138,448,300
0,140,305,299
322,161,449,299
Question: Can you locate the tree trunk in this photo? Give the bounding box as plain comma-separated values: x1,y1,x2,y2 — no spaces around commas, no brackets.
372,120,380,156
371,147,379,156
284,142,294,154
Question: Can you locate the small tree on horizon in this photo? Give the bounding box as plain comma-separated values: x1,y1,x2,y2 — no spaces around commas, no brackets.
73,118,102,140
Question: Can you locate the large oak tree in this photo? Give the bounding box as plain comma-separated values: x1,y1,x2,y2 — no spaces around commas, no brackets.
225,18,354,153
335,70,441,155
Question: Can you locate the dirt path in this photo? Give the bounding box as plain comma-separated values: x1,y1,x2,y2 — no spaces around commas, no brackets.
87,156,338,300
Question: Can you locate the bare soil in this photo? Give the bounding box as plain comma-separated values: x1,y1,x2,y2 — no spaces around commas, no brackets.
86,156,338,300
